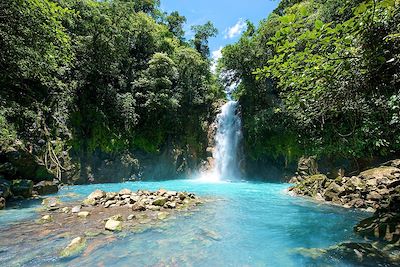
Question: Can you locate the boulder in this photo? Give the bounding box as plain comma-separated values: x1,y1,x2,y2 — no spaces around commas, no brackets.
60,237,86,257
0,197,5,209
86,190,106,200
119,188,132,195
3,148,55,182
11,179,33,198
105,219,122,231
132,202,146,211
33,181,58,195
0,177,11,198
152,197,167,206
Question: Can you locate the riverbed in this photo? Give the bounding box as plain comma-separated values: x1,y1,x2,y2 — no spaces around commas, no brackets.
0,179,369,266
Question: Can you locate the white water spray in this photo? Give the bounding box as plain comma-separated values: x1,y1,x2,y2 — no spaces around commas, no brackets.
199,99,242,182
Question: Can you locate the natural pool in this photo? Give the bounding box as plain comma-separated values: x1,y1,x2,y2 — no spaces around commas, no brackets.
0,179,369,266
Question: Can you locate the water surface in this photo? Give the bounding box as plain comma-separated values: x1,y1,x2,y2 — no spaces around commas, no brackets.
0,179,369,266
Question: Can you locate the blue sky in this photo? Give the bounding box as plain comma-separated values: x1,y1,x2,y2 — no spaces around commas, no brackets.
160,0,280,63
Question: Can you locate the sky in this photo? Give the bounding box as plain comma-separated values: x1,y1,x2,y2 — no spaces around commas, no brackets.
160,0,280,65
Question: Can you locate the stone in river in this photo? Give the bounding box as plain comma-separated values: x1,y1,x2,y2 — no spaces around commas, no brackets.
119,188,132,195
71,205,81,213
132,202,146,211
62,207,70,213
152,197,167,206
60,237,87,257
105,219,122,231
39,215,53,223
87,190,106,200
104,200,116,208
157,211,169,220
77,211,90,218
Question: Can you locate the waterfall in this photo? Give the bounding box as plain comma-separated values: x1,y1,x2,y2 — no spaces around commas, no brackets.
213,100,242,180
199,99,242,182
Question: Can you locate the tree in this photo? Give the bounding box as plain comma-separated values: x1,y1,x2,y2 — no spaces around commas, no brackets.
166,11,187,42
191,21,218,58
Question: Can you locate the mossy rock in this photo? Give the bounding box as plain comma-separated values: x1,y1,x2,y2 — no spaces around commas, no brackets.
11,179,33,198
60,237,87,257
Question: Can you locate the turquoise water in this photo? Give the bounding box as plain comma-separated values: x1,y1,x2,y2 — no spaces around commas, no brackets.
0,179,369,266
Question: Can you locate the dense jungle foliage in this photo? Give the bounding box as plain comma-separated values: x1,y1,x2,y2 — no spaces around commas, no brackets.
220,0,400,167
0,0,223,181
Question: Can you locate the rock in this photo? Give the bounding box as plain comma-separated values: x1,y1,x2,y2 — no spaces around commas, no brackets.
110,214,123,221
119,188,132,195
366,191,382,201
42,197,61,209
297,156,319,176
3,148,55,182
60,237,87,257
127,214,135,220
165,201,176,209
147,205,161,211
0,177,11,199
105,192,117,200
71,205,81,213
61,207,70,213
77,211,90,218
82,197,97,206
104,200,116,208
105,219,122,231
157,189,167,196
152,197,167,206
11,179,33,198
178,192,187,200
0,197,5,209
86,190,106,201
132,202,146,211
33,181,58,195
40,215,53,223
157,211,169,220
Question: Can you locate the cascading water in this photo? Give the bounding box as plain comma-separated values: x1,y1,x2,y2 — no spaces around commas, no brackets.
199,97,242,182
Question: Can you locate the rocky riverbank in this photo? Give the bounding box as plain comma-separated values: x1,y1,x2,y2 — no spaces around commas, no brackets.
1,188,204,258
289,157,400,264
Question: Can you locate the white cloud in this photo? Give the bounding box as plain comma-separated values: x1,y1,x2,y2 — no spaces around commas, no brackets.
224,18,246,39
211,47,223,73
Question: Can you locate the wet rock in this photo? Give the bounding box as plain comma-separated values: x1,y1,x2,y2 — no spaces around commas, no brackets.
105,219,122,231
33,181,58,195
77,211,90,218
11,179,33,198
60,237,87,257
